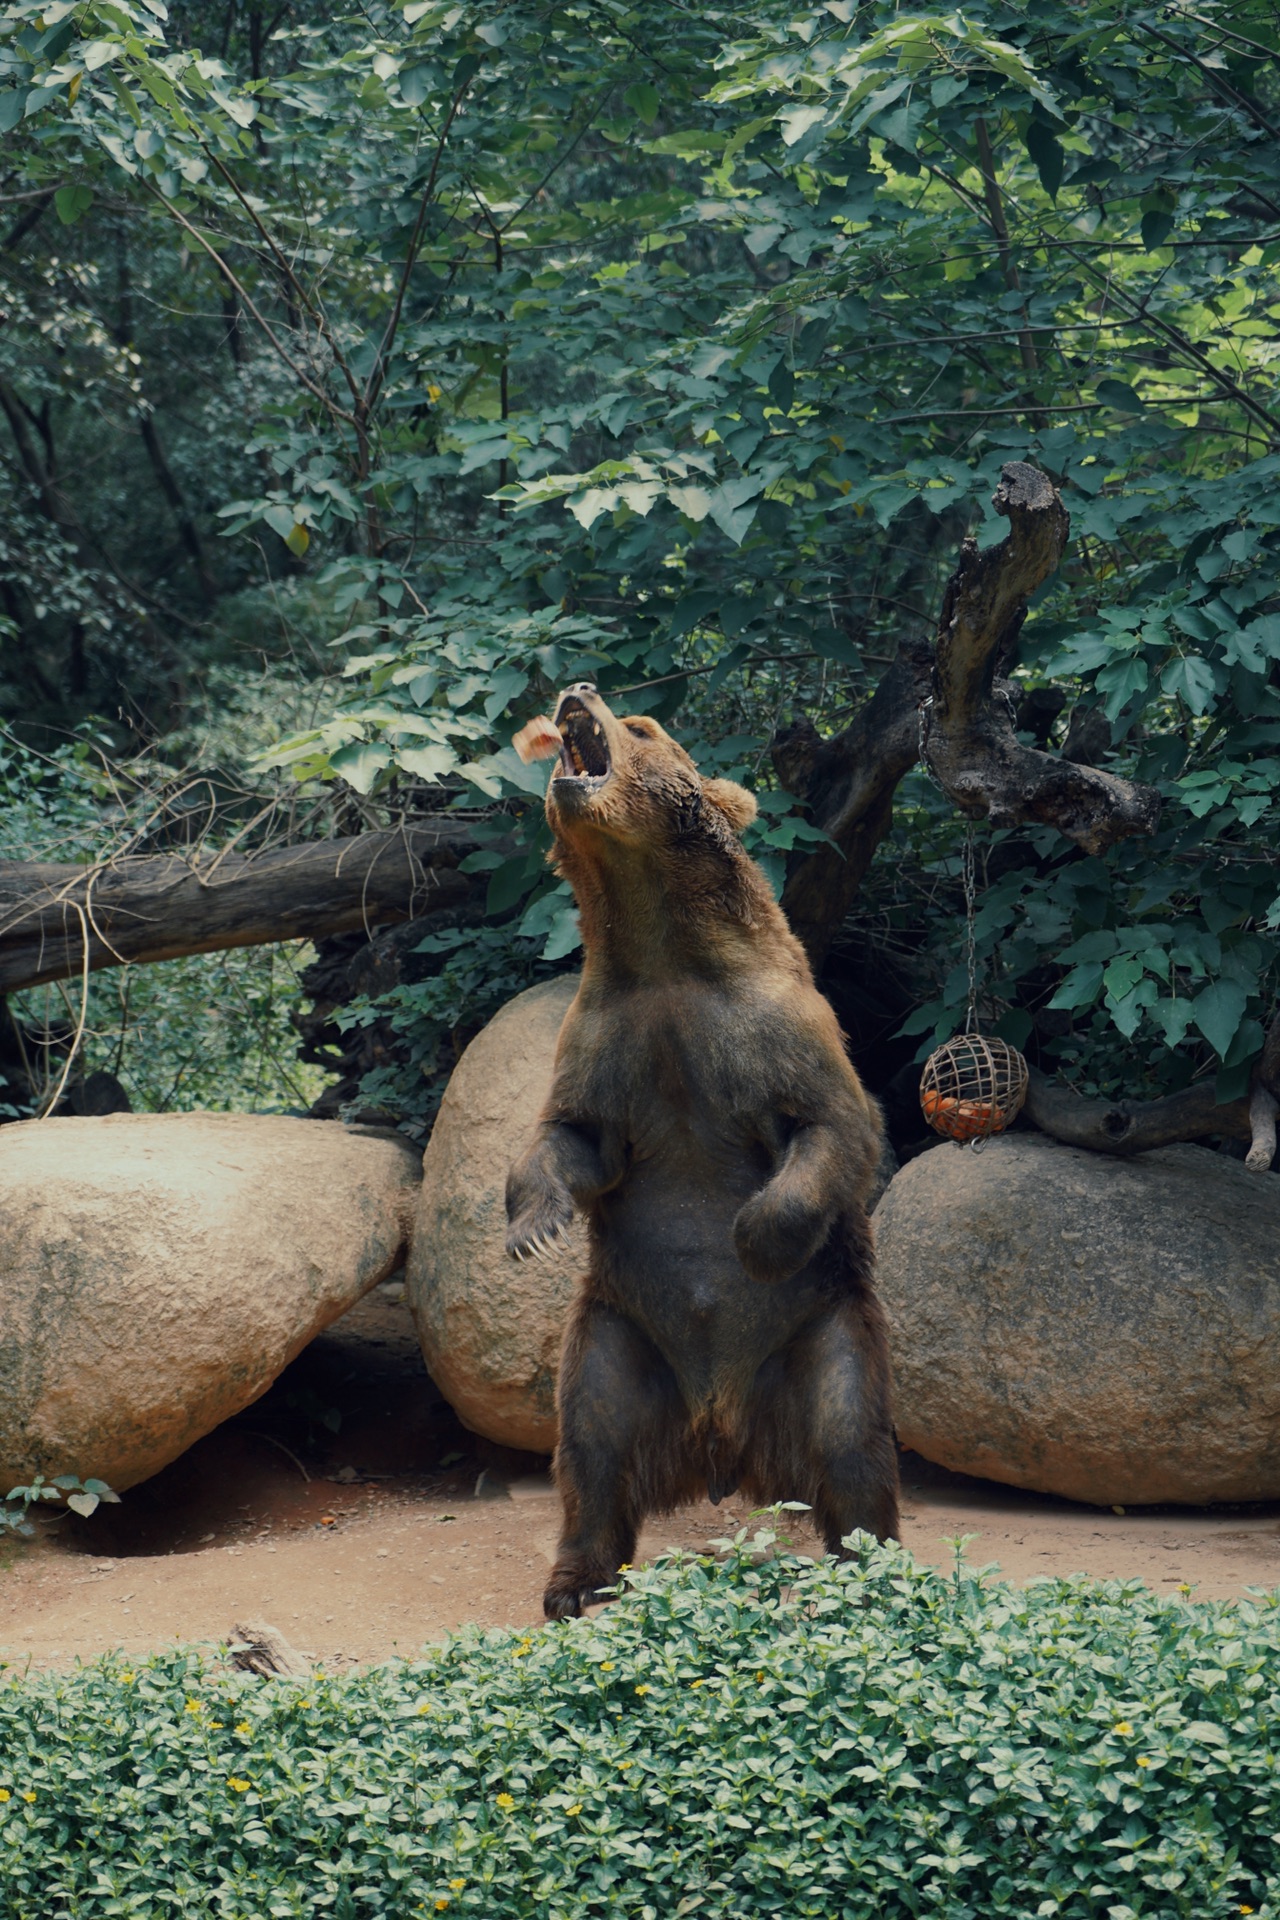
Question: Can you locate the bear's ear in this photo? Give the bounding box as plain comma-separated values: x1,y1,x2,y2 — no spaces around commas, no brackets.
701,777,757,835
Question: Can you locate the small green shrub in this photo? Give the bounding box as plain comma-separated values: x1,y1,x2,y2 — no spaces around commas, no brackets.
1,1533,1276,1918
0,1474,119,1539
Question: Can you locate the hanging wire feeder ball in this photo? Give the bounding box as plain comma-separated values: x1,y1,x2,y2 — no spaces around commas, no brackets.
920,1032,1029,1146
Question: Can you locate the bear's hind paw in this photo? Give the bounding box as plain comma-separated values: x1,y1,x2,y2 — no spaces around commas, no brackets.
542,1566,617,1620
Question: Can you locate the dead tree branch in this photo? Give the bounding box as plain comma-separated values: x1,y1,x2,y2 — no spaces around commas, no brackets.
923,462,1162,848
776,461,1161,969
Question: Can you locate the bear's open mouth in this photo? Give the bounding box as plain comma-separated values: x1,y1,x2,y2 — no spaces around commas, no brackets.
552,696,612,788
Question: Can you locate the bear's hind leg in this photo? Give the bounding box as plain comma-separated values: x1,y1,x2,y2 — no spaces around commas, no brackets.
547,1299,693,1620
743,1300,899,1553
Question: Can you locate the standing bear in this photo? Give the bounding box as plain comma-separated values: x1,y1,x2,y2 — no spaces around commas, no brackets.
506,684,899,1619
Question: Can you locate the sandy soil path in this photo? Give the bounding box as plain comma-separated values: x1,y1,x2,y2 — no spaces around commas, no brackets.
3,1287,1277,1670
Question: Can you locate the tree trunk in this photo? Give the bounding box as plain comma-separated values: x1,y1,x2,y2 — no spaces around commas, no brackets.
0,825,475,994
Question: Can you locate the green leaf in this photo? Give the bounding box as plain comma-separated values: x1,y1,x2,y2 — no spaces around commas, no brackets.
1191,979,1248,1061
624,82,659,125
329,741,392,794
54,184,93,224
1095,379,1142,415
394,743,456,783
1048,961,1104,1010
706,474,764,545
1024,119,1063,200
285,522,310,557
1140,207,1174,249
262,503,296,541
398,65,432,106
1161,654,1217,717
779,103,827,148
542,905,583,961
1095,655,1148,721
1102,955,1145,1001
767,357,795,412
1149,998,1197,1048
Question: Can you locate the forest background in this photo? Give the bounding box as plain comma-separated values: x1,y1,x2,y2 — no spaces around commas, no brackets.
0,0,1276,1144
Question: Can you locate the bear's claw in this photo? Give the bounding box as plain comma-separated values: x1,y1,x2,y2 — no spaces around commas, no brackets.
508,1224,571,1263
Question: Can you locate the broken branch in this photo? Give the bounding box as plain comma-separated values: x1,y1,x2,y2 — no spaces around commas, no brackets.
923,462,1162,852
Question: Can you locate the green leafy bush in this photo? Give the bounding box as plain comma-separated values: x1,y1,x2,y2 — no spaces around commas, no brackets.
2,1533,1276,1917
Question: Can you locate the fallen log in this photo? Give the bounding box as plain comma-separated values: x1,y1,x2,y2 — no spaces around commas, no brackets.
0,824,475,995
1022,1009,1279,1170
1022,1067,1253,1156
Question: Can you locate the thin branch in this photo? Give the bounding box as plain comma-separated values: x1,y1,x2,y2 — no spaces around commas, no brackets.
361,71,477,419
148,186,359,430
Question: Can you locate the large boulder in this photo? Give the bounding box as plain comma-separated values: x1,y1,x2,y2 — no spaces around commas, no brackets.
874,1134,1280,1505
408,975,583,1452
0,1114,420,1493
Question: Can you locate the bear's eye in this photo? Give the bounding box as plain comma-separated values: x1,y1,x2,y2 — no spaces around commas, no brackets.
625,722,650,739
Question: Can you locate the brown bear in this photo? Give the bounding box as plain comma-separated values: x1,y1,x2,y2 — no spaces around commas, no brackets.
506,683,899,1619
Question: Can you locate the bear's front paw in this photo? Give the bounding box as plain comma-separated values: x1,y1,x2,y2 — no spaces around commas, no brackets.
733,1188,830,1285
505,1196,574,1263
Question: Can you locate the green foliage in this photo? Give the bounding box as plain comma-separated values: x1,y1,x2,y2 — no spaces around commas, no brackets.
0,1533,1278,1914
336,922,567,1127
70,944,327,1115
0,1473,119,1538
3,0,1279,1102
0,729,326,1115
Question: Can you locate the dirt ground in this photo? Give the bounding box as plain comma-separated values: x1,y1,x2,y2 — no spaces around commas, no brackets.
3,1282,1279,1672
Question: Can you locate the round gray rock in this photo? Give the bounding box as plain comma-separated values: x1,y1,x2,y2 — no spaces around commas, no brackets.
874,1134,1280,1505
408,975,583,1452
0,1113,421,1494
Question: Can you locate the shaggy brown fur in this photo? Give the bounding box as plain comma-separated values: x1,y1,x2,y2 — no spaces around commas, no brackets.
506,685,899,1619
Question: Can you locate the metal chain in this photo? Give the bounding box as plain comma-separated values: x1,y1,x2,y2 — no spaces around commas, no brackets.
963,822,979,1035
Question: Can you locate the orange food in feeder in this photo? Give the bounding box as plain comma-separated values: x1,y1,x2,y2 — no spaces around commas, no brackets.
919,1033,1028,1145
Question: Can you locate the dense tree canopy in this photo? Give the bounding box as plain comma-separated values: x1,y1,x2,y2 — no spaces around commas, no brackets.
0,0,1276,1134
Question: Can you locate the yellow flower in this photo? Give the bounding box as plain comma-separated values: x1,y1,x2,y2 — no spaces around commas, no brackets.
120,1672,135,1684
207,1722,224,1732
449,1881,465,1893
0,1790,9,1803
1136,1756,1150,1769
565,1803,582,1817
185,1699,203,1716
434,1902,449,1913
635,1684,650,1696
228,1778,252,1793
235,1722,251,1737
690,1679,703,1690
426,384,443,404
618,1563,631,1572
618,1760,633,1770
21,1792,35,1804
496,1792,515,1811
417,1703,432,1715
1241,1907,1256,1914
1113,1721,1133,1737
599,1662,614,1673
755,1671,765,1683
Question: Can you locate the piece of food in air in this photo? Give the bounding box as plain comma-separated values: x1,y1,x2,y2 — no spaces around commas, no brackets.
513,716,563,763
